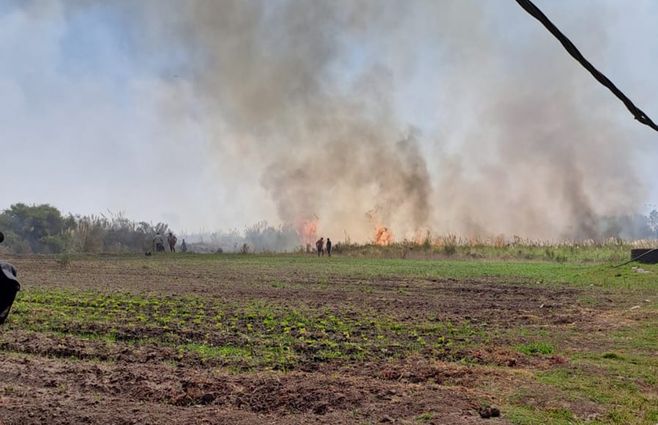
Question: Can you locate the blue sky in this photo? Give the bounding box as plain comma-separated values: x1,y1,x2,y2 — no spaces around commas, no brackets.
0,1,656,234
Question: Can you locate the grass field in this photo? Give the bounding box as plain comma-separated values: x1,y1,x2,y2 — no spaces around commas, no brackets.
0,253,656,424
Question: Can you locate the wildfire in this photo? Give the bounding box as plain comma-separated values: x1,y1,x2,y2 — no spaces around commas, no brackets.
367,209,394,246
412,229,431,245
374,226,393,246
296,216,318,250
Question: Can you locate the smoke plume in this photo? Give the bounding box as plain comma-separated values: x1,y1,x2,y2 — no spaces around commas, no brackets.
7,0,654,242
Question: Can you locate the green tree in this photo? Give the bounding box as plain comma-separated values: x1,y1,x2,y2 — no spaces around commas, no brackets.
0,203,73,253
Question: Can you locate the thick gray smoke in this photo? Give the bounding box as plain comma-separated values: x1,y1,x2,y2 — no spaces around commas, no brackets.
129,0,438,242
14,0,651,241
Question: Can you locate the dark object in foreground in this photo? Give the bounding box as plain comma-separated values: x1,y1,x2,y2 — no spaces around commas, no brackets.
0,262,20,324
0,231,20,324
478,406,501,419
630,249,658,264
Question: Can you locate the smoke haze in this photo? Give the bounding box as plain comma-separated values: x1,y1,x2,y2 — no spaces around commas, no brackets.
1,0,657,241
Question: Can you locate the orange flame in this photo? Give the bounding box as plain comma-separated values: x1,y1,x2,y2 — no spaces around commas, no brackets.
374,226,393,246
296,217,318,248
366,209,393,246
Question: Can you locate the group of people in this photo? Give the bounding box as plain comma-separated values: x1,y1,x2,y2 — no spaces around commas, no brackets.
153,232,187,253
315,237,332,257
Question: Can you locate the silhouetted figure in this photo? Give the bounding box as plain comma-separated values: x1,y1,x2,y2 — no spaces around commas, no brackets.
0,231,20,325
153,233,165,253
326,238,332,257
181,239,187,253
316,237,324,257
167,232,178,252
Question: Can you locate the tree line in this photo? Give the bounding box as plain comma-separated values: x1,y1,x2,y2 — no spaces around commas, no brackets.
3,202,658,255
0,203,170,254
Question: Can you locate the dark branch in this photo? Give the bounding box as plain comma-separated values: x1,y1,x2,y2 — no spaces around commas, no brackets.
515,0,658,132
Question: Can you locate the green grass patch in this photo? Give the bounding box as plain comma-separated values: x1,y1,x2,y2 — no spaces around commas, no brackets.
506,405,578,425
516,332,658,424
415,412,434,422
181,343,252,360
517,341,555,356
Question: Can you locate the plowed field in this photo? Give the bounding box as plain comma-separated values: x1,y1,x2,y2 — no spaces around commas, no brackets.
0,255,655,424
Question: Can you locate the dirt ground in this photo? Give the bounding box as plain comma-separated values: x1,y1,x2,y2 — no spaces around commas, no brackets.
0,256,644,424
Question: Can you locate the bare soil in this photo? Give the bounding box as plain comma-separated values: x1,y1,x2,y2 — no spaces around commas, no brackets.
0,256,623,424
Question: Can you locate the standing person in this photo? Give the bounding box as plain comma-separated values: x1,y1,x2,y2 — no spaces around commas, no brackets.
167,232,178,252
326,238,332,257
153,232,165,253
316,237,324,257
180,239,187,253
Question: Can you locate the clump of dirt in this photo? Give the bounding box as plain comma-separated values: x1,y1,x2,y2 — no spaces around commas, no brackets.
376,359,478,386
